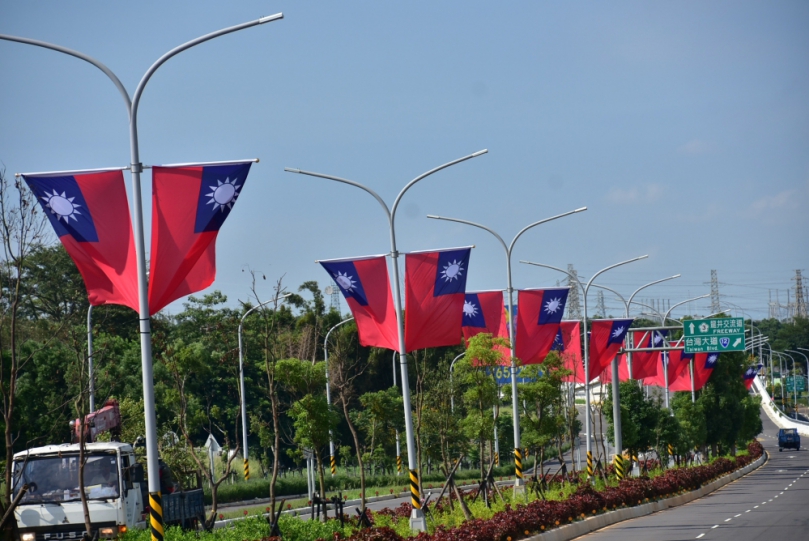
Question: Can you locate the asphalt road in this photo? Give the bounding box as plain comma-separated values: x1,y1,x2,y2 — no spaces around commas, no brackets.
580,411,809,541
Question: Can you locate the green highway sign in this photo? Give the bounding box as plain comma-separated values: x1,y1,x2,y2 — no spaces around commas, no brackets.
683,317,746,354
786,376,807,393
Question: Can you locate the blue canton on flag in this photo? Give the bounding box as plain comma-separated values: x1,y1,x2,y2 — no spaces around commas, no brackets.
320,261,369,306
433,248,470,296
551,329,565,352
462,293,486,328
194,162,251,233
537,289,569,325
607,319,632,345
705,353,719,368
26,176,99,242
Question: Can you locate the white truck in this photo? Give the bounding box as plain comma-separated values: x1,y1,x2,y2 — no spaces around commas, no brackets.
11,441,146,540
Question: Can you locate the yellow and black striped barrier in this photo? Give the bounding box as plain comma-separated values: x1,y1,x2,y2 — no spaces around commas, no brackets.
495,451,499,467
613,454,625,480
586,450,594,477
243,458,250,481
330,455,336,476
149,491,163,541
514,448,523,480
409,469,421,509
397,455,402,474
668,444,674,459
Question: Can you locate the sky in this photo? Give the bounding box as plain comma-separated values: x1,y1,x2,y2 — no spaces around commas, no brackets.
1,1,807,320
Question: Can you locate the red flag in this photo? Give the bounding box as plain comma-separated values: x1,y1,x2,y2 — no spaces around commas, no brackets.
462,291,507,342
515,288,570,365
148,161,252,314
320,255,398,350
599,355,630,383
743,365,758,390
405,247,471,352
587,319,632,382
462,291,509,365
643,343,690,387
627,330,666,380
558,321,584,383
22,170,139,311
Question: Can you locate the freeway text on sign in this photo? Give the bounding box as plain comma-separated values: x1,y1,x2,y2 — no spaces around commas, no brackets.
683,317,746,354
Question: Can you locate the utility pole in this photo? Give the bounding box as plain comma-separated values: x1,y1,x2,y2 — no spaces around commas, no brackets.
566,264,582,320
794,270,807,319
710,270,721,314
596,290,606,318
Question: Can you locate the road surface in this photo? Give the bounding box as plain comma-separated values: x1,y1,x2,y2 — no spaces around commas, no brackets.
581,411,808,540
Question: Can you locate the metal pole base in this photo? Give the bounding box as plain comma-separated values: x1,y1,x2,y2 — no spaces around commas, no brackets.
512,478,526,496
409,509,427,532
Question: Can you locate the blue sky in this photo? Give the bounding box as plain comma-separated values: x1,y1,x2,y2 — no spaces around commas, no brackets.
1,1,807,319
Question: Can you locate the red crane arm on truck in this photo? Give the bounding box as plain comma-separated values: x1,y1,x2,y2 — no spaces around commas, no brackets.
69,399,122,443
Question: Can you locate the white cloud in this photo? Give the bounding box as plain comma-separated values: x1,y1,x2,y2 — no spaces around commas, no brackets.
750,189,800,215
605,183,665,204
678,139,713,155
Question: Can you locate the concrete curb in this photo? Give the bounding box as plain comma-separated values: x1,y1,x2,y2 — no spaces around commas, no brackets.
523,452,767,541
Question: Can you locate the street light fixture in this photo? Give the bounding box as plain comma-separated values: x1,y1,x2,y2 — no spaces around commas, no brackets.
660,294,710,408
285,149,487,531
238,293,290,480
324,317,355,476
427,207,587,490
1,15,284,534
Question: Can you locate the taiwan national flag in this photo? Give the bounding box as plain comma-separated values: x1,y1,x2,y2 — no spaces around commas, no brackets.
557,321,584,383
629,330,667,380
696,352,720,390
515,288,569,365
462,291,507,342
148,161,252,314
587,319,633,382
670,351,719,392
462,290,509,365
22,169,139,311
666,346,693,387
743,366,758,390
404,247,472,352
320,255,398,350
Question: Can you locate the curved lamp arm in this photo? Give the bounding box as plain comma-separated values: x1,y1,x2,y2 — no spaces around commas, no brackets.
284,168,392,224
0,33,132,114
663,294,710,324
518,260,584,293
626,275,681,318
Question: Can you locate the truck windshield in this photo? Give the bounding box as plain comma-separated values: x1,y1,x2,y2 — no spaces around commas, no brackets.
13,453,120,504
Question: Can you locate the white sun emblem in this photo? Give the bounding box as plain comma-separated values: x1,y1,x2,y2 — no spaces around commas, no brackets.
41,189,82,223
708,354,717,363
611,326,625,339
653,333,663,344
334,272,357,292
544,297,562,314
440,259,464,282
206,177,242,212
463,300,478,318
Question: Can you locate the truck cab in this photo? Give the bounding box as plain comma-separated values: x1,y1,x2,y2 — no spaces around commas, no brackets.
778,428,801,451
12,442,145,540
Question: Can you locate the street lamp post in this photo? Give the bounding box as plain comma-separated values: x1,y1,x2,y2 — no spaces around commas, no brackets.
285,149,487,531
660,295,710,408
427,208,586,491
324,317,354,476
392,351,402,475
87,305,95,413
520,260,679,471
449,352,465,413
238,294,290,480
1,15,284,538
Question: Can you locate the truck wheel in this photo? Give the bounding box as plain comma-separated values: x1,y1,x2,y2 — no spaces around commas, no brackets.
779,448,782,452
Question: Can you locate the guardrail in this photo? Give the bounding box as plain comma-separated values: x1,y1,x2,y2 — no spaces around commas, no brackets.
753,376,809,435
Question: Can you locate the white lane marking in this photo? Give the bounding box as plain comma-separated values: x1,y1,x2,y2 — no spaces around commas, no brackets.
735,514,742,517
697,535,705,539
725,518,732,522
754,505,759,508
712,525,719,529
746,510,751,513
